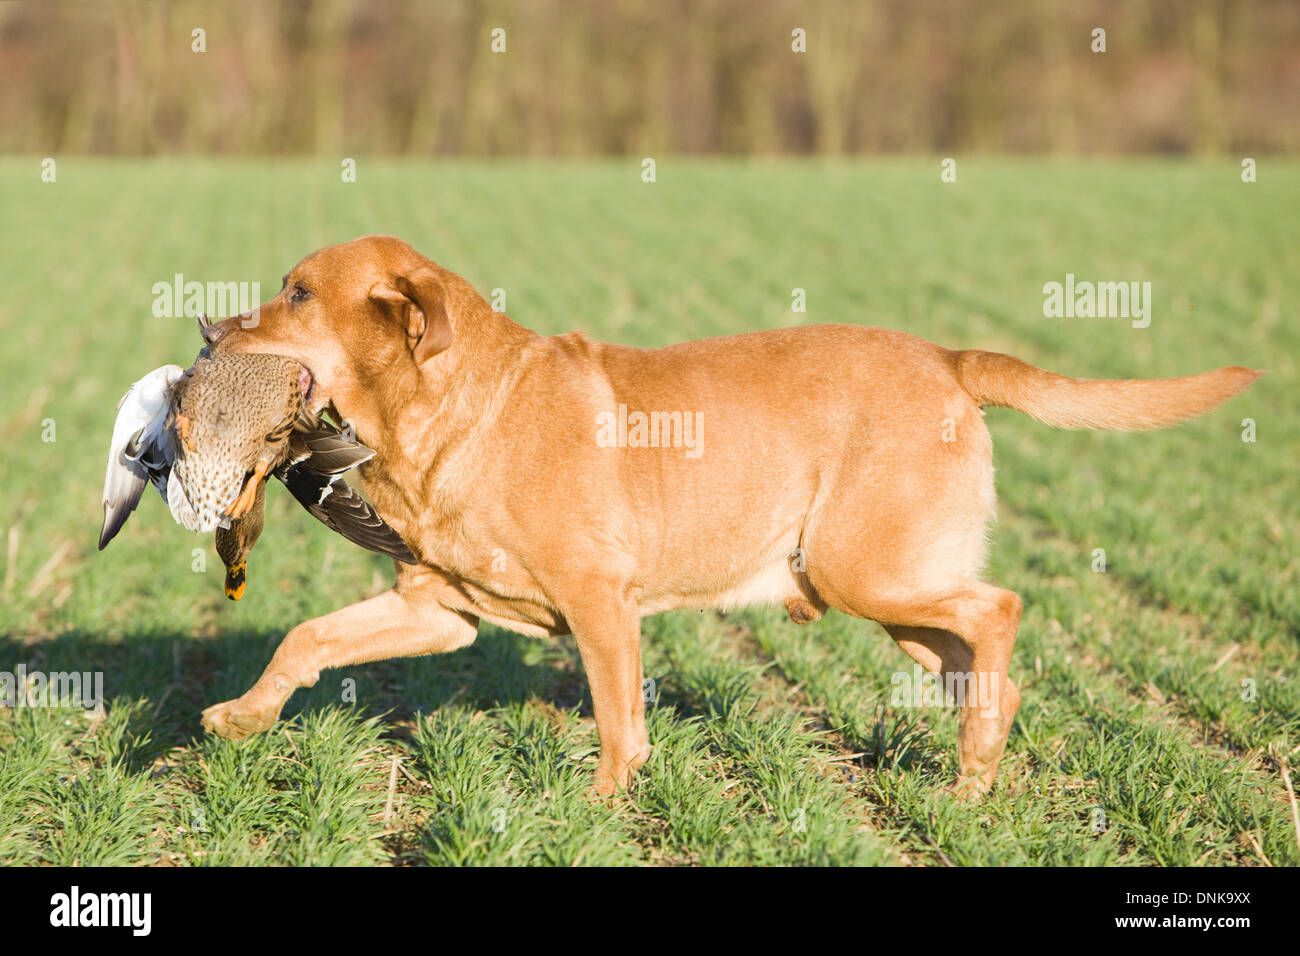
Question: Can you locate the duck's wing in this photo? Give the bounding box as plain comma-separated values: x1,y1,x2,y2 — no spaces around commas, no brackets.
273,425,416,564
166,460,202,532
99,364,186,550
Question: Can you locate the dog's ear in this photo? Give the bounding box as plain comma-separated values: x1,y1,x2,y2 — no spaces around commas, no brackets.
368,267,453,364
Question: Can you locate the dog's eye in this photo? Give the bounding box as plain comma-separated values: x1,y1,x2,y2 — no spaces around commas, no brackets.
290,284,312,304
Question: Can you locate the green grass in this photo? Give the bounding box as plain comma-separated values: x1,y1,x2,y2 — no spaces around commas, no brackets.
0,158,1296,866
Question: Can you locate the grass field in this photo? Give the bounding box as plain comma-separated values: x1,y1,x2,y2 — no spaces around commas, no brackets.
0,158,1296,866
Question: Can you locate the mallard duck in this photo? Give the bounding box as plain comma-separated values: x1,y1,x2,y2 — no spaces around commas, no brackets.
100,354,415,599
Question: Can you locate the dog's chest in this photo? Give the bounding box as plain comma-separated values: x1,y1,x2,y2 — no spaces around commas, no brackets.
362,464,562,625
356,462,438,557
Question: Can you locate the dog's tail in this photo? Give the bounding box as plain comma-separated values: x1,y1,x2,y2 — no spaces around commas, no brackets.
952,350,1262,431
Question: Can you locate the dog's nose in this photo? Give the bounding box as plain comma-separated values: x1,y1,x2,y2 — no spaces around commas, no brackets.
199,315,245,351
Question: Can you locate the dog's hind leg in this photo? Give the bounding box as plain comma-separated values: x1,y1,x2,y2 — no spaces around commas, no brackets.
883,611,1022,798
820,578,1022,797
805,482,1023,794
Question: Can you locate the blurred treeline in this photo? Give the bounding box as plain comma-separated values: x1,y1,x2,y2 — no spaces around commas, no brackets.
2,0,1296,156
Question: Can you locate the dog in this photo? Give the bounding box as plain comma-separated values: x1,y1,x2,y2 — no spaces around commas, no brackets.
199,234,1259,798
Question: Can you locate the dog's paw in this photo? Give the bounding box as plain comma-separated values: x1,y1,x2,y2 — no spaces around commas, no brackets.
945,775,991,803
201,698,277,739
589,743,652,800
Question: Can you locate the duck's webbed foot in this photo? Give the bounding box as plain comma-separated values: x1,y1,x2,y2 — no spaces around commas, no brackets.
226,458,270,519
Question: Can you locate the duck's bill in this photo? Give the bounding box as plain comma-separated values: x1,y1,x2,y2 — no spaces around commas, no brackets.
223,562,247,601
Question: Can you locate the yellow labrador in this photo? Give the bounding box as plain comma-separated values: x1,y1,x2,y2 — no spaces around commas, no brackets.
199,235,1259,798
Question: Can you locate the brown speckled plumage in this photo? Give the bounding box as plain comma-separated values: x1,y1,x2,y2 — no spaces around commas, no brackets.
169,354,306,533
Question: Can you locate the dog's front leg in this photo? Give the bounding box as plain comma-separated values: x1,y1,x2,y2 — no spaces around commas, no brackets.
201,573,478,740
568,594,652,797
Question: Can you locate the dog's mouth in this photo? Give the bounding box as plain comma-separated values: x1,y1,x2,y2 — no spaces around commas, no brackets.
298,364,315,400
296,362,331,416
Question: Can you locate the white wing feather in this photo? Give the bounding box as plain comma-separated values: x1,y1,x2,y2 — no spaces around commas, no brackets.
98,364,185,549
167,460,200,531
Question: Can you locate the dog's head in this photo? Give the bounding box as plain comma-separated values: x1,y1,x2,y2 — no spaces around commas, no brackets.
206,235,459,420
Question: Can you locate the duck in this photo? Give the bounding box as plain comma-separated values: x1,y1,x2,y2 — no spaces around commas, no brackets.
100,352,415,600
